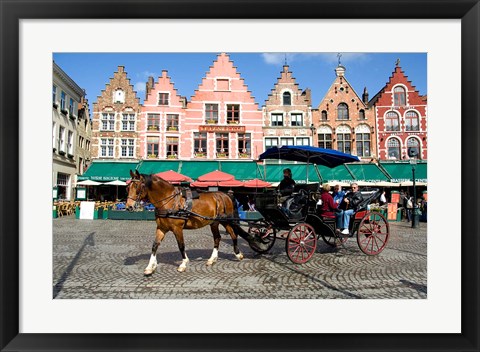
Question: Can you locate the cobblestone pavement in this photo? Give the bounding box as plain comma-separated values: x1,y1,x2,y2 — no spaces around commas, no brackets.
53,216,427,299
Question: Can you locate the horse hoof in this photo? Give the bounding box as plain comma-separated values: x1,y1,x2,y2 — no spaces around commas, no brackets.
177,266,187,272
206,258,217,266
236,252,244,261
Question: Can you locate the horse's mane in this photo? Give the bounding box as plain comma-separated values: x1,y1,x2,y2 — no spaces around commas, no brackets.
143,174,174,190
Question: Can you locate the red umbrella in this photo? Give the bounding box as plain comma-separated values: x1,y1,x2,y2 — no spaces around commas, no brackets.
155,170,192,184
243,178,272,188
218,179,245,187
190,181,216,187
197,170,235,182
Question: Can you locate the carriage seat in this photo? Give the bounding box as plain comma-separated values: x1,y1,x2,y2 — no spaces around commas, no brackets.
281,191,308,220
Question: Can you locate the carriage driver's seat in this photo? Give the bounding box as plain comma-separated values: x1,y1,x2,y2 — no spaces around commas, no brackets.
281,189,309,220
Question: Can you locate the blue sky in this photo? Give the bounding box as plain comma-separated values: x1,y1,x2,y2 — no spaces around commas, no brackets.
53,52,426,112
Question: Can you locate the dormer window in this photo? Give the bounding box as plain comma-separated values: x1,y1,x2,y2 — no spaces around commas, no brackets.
114,89,125,104
158,92,169,106
283,92,291,106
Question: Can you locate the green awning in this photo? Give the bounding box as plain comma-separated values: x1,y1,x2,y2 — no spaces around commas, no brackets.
346,163,389,182
136,160,181,175
77,161,138,181
380,162,427,183
263,164,321,183
220,161,264,181
317,165,355,183
179,161,221,180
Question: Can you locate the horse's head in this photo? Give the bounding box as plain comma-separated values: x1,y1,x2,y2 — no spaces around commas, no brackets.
126,170,148,212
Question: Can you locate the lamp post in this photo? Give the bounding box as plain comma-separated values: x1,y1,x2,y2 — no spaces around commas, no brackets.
409,150,419,228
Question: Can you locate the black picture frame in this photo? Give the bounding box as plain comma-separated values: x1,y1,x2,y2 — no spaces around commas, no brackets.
1,1,478,351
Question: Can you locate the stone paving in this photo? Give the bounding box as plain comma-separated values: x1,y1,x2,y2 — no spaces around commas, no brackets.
53,216,427,299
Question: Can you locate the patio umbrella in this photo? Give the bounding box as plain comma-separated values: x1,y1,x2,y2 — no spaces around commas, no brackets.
243,178,272,188
77,179,102,186
190,181,216,187
218,179,245,187
197,170,235,182
155,170,192,184
105,179,128,200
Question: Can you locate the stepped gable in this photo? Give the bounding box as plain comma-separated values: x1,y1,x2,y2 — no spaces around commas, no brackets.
265,64,311,106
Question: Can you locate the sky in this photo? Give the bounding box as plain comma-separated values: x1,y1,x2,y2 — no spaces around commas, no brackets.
53,52,427,112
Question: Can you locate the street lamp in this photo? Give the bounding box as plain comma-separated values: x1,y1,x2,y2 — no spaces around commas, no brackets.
409,149,419,228
310,123,316,146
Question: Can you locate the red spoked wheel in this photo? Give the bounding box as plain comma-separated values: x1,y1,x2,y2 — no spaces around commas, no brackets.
285,223,317,264
356,211,390,255
248,225,276,254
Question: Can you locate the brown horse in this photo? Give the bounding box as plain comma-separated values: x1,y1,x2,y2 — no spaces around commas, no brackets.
126,170,255,274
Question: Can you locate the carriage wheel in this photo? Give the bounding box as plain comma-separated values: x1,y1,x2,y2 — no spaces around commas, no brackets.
356,212,390,255
285,223,317,264
321,231,348,247
248,226,276,254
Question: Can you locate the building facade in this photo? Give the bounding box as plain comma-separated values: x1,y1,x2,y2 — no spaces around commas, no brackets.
263,64,314,150
76,96,93,175
312,64,376,161
184,53,264,160
139,71,187,160
52,62,86,200
369,61,428,160
91,66,142,161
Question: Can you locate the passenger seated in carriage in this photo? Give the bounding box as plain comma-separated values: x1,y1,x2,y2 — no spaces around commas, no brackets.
317,183,339,218
336,182,364,235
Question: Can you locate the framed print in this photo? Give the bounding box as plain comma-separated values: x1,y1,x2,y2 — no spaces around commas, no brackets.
1,0,479,351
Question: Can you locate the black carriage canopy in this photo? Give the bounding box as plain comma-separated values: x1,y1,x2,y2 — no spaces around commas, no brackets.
258,145,360,168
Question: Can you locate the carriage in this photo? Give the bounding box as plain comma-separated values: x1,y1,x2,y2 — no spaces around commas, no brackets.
246,146,390,264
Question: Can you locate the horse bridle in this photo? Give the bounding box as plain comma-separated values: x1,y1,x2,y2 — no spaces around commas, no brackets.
127,177,182,209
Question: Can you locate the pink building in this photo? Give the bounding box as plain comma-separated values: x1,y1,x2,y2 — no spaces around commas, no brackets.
139,70,187,159
183,53,264,160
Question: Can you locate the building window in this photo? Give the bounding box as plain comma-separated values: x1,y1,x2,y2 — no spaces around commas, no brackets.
387,138,401,160
226,104,240,124
280,137,294,146
114,89,125,103
296,137,310,146
321,110,328,121
265,137,278,149
318,133,332,149
101,113,115,131
53,85,57,104
337,103,349,120
216,79,230,91
122,114,135,131
337,133,351,154
290,113,303,127
394,86,406,106
283,92,291,106
147,114,160,131
216,133,229,157
166,137,179,158
59,126,65,152
68,98,75,116
385,111,400,131
147,137,159,157
194,132,207,155
359,109,366,120
166,114,179,131
271,113,284,127
57,173,69,187
100,138,114,157
407,138,420,159
158,93,169,106
67,131,74,155
405,111,420,131
238,133,251,157
356,133,371,157
205,104,219,123
52,123,56,149
60,91,66,111
121,139,135,158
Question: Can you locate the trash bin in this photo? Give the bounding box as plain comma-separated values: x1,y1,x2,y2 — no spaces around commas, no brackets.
53,205,58,218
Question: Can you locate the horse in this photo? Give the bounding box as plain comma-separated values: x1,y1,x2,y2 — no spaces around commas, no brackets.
126,170,262,274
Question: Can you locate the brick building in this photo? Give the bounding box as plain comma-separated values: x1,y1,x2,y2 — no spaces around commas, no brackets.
91,66,142,160
263,64,314,149
184,53,264,160
75,96,93,175
313,63,376,160
369,60,427,160
139,71,187,160
52,62,87,200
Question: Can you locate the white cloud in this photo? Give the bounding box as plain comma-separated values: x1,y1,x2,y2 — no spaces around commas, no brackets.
134,82,145,92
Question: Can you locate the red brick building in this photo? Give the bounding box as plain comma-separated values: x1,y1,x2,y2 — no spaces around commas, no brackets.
92,66,142,160
263,64,313,149
369,61,428,160
313,64,376,160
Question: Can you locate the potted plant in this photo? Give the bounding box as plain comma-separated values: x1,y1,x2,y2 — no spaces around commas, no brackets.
217,152,227,158
206,119,216,124
195,152,205,158
239,153,249,158
228,120,239,125
60,108,68,115
167,154,178,159
148,154,157,159
167,126,178,131
148,125,159,131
